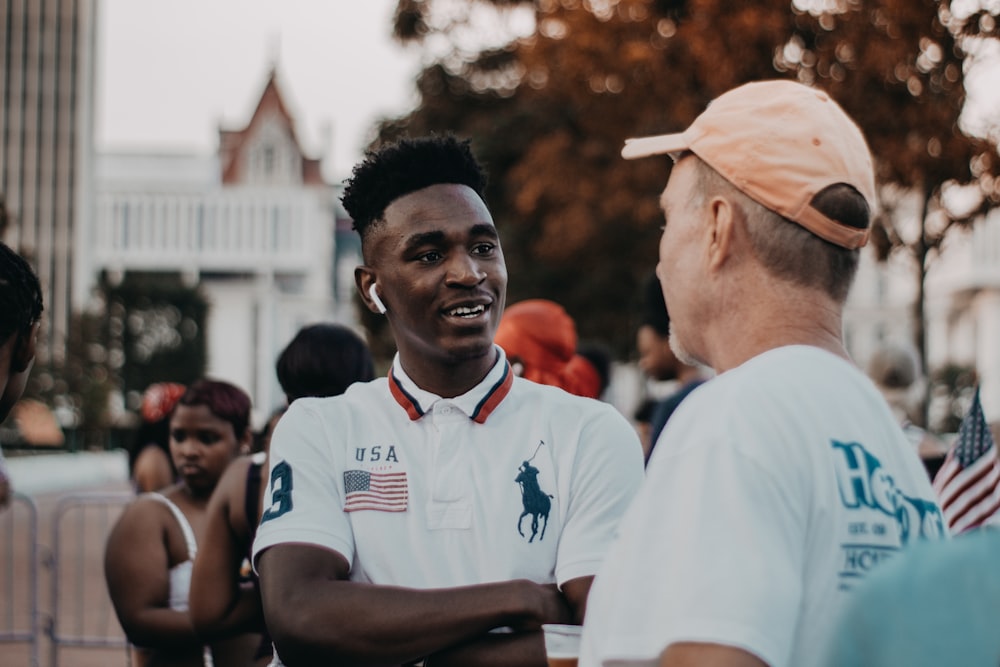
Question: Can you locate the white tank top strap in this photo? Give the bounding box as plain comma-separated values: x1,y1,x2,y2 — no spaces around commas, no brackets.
147,492,198,559
145,493,213,667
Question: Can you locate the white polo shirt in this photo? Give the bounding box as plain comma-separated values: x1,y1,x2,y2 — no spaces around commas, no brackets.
252,347,644,589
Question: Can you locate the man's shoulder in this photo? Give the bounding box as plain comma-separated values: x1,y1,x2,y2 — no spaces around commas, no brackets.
510,375,608,406
712,346,868,402
661,378,707,409
293,378,389,411
508,377,627,424
276,379,396,441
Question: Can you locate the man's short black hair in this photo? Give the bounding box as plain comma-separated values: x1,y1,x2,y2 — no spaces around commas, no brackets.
341,135,488,241
0,242,43,344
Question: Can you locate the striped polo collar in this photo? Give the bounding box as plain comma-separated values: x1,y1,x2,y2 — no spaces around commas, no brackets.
388,346,514,424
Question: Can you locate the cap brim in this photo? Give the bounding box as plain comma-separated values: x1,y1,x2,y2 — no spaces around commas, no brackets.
621,132,689,160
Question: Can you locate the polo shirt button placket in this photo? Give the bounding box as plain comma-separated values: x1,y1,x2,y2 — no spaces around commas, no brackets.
427,401,472,530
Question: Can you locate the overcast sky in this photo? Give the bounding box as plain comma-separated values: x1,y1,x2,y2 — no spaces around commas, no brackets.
96,1,999,184
96,0,422,181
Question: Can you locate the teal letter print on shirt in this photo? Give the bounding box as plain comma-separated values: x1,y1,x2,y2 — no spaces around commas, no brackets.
261,460,293,522
831,440,945,543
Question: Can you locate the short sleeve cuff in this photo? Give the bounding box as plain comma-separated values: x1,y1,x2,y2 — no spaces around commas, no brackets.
252,526,354,575
555,552,606,587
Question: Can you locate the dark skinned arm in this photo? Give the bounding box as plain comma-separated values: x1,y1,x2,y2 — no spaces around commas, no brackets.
189,458,265,639
132,446,175,493
257,543,574,667
104,497,202,650
423,575,592,667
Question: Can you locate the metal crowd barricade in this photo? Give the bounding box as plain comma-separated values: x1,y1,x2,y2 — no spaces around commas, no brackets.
45,491,133,667
0,492,40,666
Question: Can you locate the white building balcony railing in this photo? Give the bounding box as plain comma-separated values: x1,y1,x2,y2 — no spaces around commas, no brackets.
92,189,331,274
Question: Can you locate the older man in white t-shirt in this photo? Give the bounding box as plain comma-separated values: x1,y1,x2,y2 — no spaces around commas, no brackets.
580,80,946,667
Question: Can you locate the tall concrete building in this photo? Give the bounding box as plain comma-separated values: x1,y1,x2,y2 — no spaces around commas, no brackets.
0,0,98,366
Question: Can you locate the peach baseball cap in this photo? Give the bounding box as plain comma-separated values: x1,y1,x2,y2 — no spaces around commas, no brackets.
621,79,875,250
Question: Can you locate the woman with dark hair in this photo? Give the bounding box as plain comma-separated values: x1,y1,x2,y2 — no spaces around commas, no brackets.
275,323,376,402
105,379,261,667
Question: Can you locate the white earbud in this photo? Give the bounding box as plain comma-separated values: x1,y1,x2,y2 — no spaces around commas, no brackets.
369,283,387,314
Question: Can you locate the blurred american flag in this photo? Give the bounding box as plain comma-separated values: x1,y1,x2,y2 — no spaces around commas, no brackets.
932,388,1000,533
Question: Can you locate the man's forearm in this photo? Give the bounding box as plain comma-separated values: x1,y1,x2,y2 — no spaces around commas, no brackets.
264,577,568,666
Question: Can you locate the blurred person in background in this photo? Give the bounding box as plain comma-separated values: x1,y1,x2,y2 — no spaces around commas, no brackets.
495,298,605,399
866,341,949,480
635,273,707,463
0,241,42,509
576,339,614,400
129,382,187,493
631,397,657,457
190,323,375,666
253,406,286,456
820,524,1000,666
106,379,260,667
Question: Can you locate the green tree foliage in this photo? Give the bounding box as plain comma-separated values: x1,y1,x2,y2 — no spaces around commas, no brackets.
783,0,999,422
22,273,207,449
380,0,999,364
26,309,119,449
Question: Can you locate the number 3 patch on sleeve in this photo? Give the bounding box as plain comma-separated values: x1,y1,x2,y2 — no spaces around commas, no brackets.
261,460,293,522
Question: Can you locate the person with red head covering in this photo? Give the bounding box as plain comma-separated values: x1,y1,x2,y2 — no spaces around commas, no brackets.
494,299,603,399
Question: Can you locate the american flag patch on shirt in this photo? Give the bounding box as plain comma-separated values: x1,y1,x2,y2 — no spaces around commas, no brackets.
343,469,408,512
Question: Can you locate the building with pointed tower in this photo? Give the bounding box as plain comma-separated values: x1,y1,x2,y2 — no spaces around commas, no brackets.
89,69,352,421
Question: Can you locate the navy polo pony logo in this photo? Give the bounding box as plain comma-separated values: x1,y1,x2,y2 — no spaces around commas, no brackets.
516,445,553,543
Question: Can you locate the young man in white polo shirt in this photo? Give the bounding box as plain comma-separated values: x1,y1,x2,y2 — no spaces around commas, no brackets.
253,135,644,666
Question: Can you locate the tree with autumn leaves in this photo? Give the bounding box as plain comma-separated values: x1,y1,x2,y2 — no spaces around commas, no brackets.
378,0,998,418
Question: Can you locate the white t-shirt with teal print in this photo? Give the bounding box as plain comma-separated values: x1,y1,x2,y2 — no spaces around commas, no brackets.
580,345,947,667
